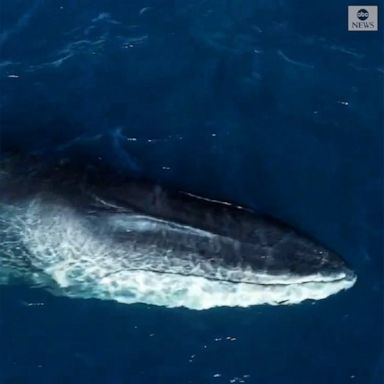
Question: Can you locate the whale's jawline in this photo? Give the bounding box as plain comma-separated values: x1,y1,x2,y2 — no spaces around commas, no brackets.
101,266,355,287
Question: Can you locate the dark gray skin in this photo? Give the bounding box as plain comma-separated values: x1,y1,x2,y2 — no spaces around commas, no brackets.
104,182,351,278
0,156,355,287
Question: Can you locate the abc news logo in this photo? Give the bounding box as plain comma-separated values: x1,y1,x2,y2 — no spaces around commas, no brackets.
357,9,370,20
348,6,378,31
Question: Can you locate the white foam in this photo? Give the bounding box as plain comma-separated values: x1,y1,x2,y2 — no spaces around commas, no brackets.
49,268,356,310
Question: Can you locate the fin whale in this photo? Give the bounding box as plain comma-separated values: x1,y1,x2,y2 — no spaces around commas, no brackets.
0,157,356,309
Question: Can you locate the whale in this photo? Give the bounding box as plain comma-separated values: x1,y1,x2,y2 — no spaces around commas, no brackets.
0,156,356,309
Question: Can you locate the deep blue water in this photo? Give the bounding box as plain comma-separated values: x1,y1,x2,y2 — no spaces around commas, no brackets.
0,1,383,383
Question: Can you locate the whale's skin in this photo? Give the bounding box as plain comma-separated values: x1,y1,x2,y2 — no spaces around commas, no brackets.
0,157,356,309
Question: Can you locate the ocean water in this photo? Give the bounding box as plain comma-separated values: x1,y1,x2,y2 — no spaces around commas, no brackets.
0,1,383,383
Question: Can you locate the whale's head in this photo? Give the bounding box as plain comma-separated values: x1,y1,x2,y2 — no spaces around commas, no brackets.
0,165,357,310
